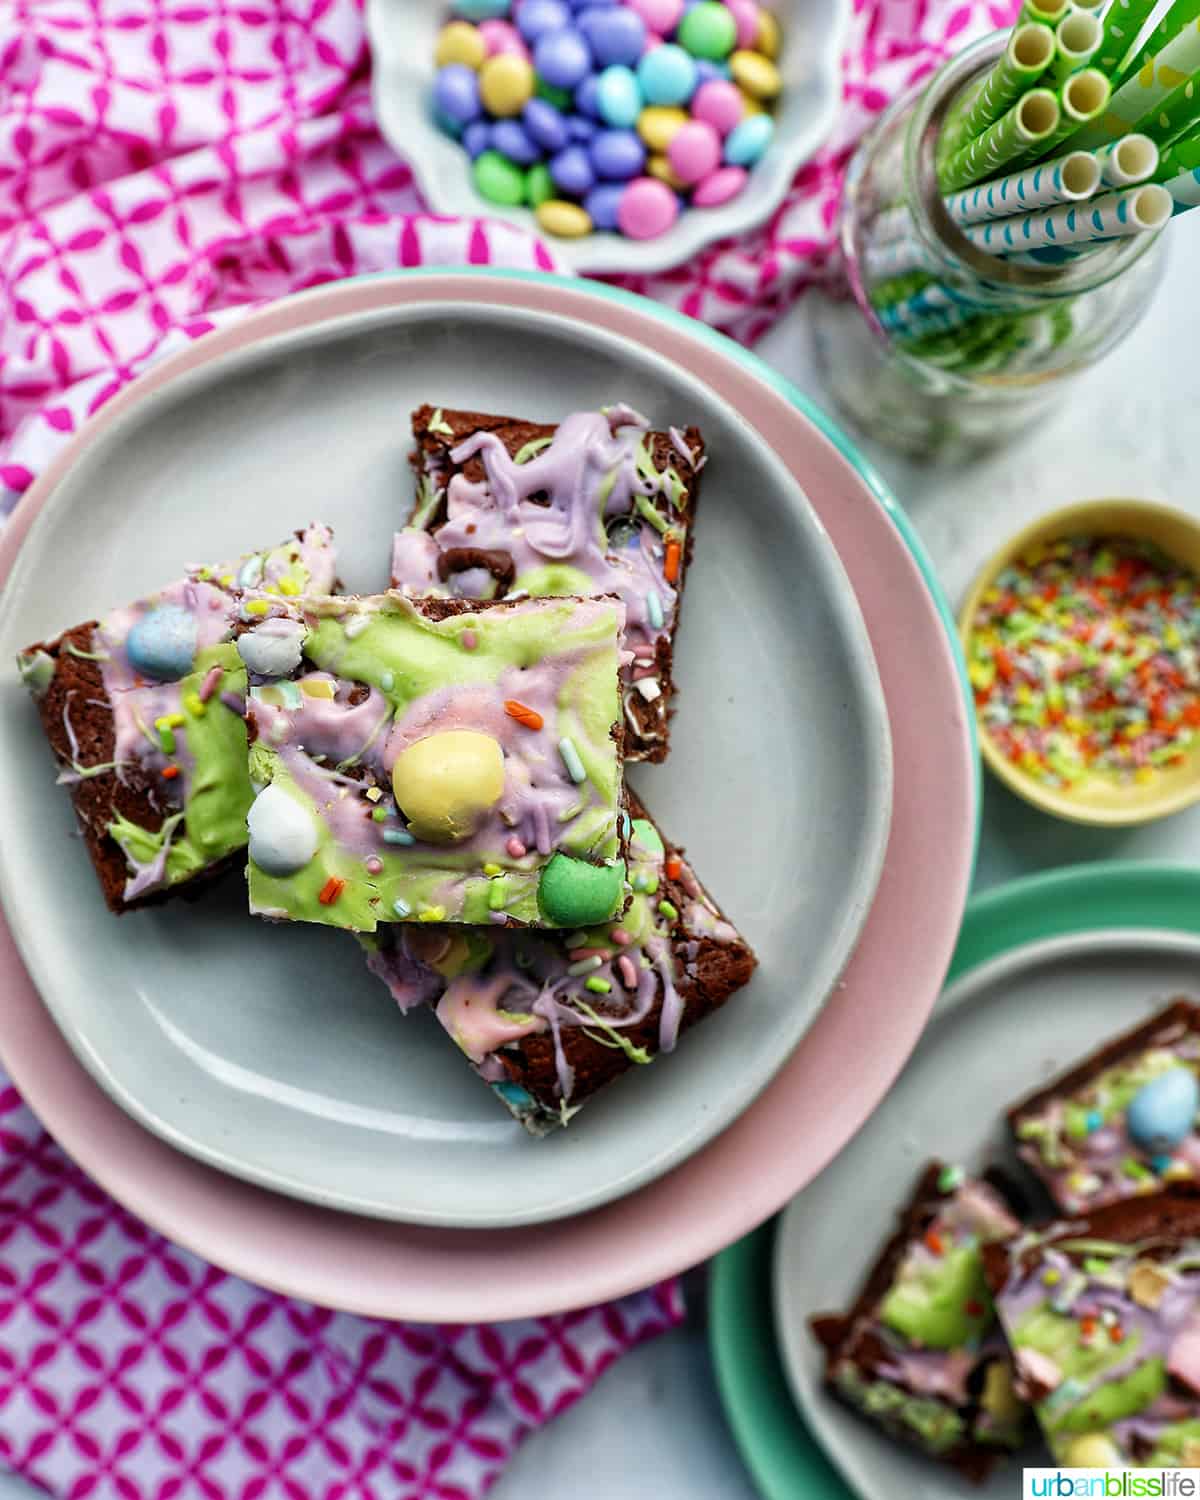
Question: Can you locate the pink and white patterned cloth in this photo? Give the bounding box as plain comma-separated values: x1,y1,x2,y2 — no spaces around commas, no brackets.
0,0,1014,1493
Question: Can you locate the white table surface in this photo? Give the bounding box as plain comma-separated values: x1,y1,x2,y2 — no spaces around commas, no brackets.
489,208,1200,1500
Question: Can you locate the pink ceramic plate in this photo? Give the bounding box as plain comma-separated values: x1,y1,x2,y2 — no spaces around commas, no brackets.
0,274,975,1321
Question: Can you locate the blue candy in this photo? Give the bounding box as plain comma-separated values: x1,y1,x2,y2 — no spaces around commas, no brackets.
572,0,619,8
523,96,569,151
433,64,481,125
567,113,597,141
516,0,570,40
434,108,464,140
636,43,697,107
578,5,647,66
724,113,774,166
574,73,603,118
455,0,512,17
590,127,645,180
462,120,493,158
1127,1068,1200,1153
584,182,625,230
492,118,542,164
550,142,596,194
126,604,198,682
595,64,642,127
535,28,593,89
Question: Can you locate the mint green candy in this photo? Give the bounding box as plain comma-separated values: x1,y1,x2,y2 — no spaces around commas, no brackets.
538,853,626,927
678,2,738,60
526,162,554,207
473,150,526,205
536,80,572,109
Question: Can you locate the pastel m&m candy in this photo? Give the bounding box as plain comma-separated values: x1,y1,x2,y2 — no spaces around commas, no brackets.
492,117,542,163
550,142,596,194
462,120,493,157
692,162,747,205
646,151,687,189
677,1,737,59
526,161,556,204
617,175,679,237
637,103,688,150
524,96,569,150
479,18,526,56
637,42,697,105
725,0,760,48
517,0,571,39
724,110,772,164
584,182,625,228
473,148,527,203
535,29,594,89
456,0,513,17
691,77,743,133
626,0,684,30
729,47,781,99
434,63,482,124
575,73,603,117
479,52,535,114
535,198,594,236
436,21,487,68
596,64,642,127
666,118,720,183
591,126,646,178
577,4,647,64
756,7,780,57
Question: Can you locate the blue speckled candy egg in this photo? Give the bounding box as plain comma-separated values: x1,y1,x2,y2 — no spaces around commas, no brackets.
596,64,642,127
578,4,647,66
126,604,198,681
456,0,513,21
590,127,646,179
550,142,596,193
492,117,542,164
523,96,569,151
517,0,571,40
1127,1068,1200,1153
535,29,593,89
434,63,482,124
585,182,625,229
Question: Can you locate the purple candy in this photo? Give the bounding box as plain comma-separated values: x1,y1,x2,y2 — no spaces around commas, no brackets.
577,5,647,66
523,96,569,151
534,28,593,89
549,142,596,194
571,0,619,8
492,118,542,165
567,113,598,140
462,120,493,158
517,0,571,41
574,73,603,117
584,182,625,229
433,64,482,125
589,127,645,180
693,58,726,84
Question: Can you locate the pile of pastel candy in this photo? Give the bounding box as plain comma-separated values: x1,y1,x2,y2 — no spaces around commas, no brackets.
432,0,783,241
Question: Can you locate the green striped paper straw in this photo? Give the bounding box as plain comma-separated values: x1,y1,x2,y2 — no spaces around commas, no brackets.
939,89,1060,192
1157,126,1200,175
1159,162,1200,212
945,149,1099,225
961,182,1171,251
1130,68,1200,144
1070,18,1200,147
1096,0,1159,75
1095,133,1160,184
1033,67,1111,156
1115,0,1200,89
1050,9,1102,83
937,24,1056,166
1018,0,1069,27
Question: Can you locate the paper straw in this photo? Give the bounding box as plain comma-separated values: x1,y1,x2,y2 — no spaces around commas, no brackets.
1050,9,1102,82
1070,17,1200,146
1157,126,1200,176
1034,67,1111,155
939,89,1060,191
1115,0,1200,88
1130,68,1200,144
1096,0,1160,75
1095,133,1160,184
1018,0,1070,26
961,182,1171,251
1159,162,1200,212
945,149,1099,224
937,24,1056,166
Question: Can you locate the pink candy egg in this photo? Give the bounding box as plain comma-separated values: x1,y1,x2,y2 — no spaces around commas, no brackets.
692,163,748,206
726,0,761,49
479,18,527,56
666,119,721,184
691,78,744,135
626,0,685,34
617,176,680,238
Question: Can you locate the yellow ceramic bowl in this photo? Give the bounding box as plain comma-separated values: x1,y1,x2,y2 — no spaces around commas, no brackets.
959,499,1200,827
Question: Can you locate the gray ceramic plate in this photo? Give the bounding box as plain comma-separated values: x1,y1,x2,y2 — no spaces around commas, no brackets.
771,929,1200,1500
0,298,890,1228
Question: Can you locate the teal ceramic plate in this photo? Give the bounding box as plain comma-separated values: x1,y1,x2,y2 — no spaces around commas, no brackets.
711,863,1200,1500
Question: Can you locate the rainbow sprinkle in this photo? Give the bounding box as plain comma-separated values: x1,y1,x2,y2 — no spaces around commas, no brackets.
969,536,1200,789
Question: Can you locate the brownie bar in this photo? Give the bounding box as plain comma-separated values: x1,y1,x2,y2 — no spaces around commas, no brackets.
17,525,338,913
392,403,705,763
810,1163,1030,1483
239,590,629,932
362,787,756,1133
984,1187,1200,1468
1009,1000,1200,1214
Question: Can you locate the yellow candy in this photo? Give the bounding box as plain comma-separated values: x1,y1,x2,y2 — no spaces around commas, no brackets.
756,8,781,59
637,105,689,151
391,730,505,843
535,199,593,238
737,87,766,116
730,49,782,100
1064,1434,1123,1469
646,153,687,191
435,20,486,69
479,53,534,117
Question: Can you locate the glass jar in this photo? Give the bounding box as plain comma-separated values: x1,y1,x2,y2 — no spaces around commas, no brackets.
809,33,1167,457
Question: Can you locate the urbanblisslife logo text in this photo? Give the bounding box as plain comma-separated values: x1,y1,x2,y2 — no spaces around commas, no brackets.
1024,1472,1200,1497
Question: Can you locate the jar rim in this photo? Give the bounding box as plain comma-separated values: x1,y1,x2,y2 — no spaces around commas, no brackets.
908,33,1162,295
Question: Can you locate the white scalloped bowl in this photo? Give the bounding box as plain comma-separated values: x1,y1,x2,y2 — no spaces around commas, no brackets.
366,0,849,275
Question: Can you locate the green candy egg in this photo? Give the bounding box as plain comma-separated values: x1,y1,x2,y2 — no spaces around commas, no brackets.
538,853,626,927
473,150,527,206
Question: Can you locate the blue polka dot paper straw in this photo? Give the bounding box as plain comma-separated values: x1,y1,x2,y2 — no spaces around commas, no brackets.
960,183,1172,252
945,148,1100,227
1096,135,1160,187
1160,165,1200,216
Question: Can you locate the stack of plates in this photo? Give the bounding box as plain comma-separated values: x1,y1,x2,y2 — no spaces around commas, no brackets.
0,272,976,1322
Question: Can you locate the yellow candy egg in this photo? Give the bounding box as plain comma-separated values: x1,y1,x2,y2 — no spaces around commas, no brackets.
755,8,781,60
479,53,535,117
391,730,505,843
1063,1435,1124,1469
730,49,782,100
435,20,486,69
637,105,689,152
535,199,593,238
646,153,688,191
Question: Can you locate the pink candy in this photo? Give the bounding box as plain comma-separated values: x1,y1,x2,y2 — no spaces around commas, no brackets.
692,164,748,207
626,0,685,33
691,79,745,136
479,18,528,57
726,0,761,48
618,176,680,238
667,119,721,185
